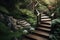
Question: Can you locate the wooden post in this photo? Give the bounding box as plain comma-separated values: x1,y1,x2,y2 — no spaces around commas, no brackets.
36,9,41,27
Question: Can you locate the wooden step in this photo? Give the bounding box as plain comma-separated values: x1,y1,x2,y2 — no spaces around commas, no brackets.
41,21,51,23
22,37,31,40
41,14,46,16
37,27,51,32
41,16,50,19
26,34,48,40
41,21,51,25
39,25,51,29
40,24,51,27
41,17,48,19
33,30,49,37
41,16,49,18
41,19,51,21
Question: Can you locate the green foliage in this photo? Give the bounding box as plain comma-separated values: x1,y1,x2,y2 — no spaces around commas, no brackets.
9,10,21,19
20,9,36,17
51,18,60,40
20,9,37,27
0,0,36,40
0,6,9,14
0,22,11,40
37,4,48,12
0,22,26,40
26,18,37,27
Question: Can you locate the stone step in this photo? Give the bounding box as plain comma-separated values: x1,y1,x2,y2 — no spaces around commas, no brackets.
17,20,31,27
26,34,48,40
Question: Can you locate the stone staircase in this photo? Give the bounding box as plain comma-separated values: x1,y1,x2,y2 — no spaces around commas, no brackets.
23,13,51,40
